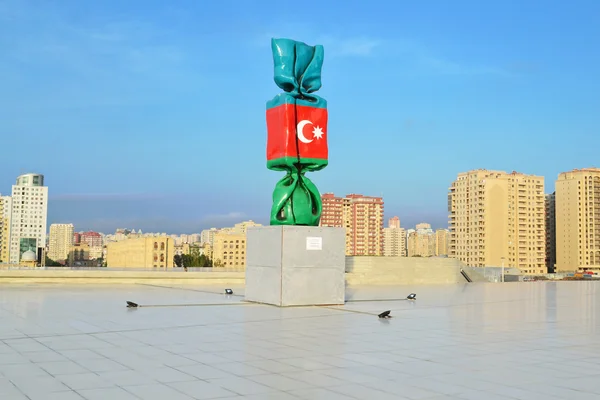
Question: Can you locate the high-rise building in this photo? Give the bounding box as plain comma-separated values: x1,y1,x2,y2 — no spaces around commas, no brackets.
449,169,546,274
81,231,102,247
0,195,11,263
407,223,436,257
201,228,218,246
9,173,48,264
383,216,406,256
73,232,81,245
555,168,600,272
320,193,384,256
48,223,74,262
545,193,556,272
436,229,449,256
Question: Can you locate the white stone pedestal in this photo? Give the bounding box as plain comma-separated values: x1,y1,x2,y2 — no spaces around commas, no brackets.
245,226,346,306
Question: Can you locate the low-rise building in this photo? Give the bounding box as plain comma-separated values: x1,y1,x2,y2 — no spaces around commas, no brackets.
67,243,98,267
106,237,174,268
212,232,246,268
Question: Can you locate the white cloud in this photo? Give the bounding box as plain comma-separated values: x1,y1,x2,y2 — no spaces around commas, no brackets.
202,212,246,222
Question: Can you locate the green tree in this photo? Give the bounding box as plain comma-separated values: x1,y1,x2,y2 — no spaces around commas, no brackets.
180,246,213,268
44,256,62,267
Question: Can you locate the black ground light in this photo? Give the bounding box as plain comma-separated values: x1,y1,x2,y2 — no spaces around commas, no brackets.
378,310,392,318
225,289,233,295
407,293,416,300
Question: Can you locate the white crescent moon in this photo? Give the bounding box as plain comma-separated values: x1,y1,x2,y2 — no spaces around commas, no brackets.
297,120,313,144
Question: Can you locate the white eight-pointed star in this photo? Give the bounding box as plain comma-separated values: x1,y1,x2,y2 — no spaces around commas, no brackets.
312,126,324,140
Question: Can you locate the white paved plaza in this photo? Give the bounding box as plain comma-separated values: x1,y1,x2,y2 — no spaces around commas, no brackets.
1,282,599,399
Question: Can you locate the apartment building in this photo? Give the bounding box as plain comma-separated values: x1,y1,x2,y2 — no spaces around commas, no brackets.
383,216,406,256
48,223,74,262
449,169,546,274
545,192,556,272
0,195,11,263
212,232,246,268
320,193,384,256
81,231,102,247
555,168,600,272
106,237,174,268
407,223,436,257
436,228,449,256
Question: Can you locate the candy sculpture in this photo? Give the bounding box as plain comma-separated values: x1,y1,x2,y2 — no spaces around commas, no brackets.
266,38,328,226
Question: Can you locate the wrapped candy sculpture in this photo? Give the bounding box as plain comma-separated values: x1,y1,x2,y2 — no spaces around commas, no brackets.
266,38,328,226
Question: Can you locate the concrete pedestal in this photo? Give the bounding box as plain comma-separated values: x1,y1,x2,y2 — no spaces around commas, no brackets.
245,226,345,306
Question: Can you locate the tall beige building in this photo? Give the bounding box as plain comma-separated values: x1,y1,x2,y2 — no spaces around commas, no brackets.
321,193,384,256
231,220,262,235
383,216,406,256
212,232,246,268
200,228,218,246
436,229,449,256
449,169,546,274
407,223,436,257
545,192,556,272
555,168,600,272
48,223,74,262
0,195,11,263
106,237,174,268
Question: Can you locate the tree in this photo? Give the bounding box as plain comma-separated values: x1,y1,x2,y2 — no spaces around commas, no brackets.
180,246,213,268
173,254,183,268
44,256,62,267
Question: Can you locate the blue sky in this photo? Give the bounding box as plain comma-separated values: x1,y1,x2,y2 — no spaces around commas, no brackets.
1,0,599,233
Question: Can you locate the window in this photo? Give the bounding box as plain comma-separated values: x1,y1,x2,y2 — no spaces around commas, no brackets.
160,242,165,250
154,242,158,250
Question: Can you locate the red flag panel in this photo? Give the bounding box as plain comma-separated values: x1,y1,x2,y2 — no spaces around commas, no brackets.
267,104,328,162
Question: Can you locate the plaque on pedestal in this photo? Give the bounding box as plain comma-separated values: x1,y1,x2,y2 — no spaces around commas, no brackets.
245,226,345,306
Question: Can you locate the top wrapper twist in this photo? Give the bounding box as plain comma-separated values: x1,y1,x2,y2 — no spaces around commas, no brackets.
271,38,324,99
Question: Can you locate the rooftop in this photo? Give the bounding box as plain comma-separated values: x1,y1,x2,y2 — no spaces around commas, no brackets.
1,282,599,399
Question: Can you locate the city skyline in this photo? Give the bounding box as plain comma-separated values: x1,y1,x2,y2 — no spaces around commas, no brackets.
1,1,599,233
3,168,600,235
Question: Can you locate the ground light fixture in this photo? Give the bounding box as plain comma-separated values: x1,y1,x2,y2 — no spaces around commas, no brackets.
225,289,233,295
407,293,416,300
378,310,392,319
